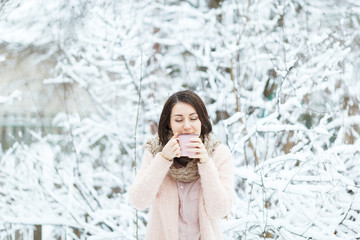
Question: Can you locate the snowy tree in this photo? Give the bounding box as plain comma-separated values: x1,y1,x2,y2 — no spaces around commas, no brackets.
0,0,359,239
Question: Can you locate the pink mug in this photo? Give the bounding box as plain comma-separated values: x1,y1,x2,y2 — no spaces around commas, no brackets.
178,134,197,157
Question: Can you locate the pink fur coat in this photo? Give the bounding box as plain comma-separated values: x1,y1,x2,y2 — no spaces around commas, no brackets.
128,143,234,240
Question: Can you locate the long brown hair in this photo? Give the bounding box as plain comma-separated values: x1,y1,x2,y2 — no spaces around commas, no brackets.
158,90,212,146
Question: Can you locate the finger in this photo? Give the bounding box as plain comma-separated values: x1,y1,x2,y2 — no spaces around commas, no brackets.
190,137,202,142
187,148,205,153
172,144,180,151
175,149,181,157
168,138,179,147
167,133,179,145
189,153,202,158
186,142,202,148
170,132,179,140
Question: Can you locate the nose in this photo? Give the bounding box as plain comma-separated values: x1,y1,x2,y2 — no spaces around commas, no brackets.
183,119,191,130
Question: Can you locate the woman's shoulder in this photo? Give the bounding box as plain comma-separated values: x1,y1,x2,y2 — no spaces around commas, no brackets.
214,143,231,154
211,143,233,162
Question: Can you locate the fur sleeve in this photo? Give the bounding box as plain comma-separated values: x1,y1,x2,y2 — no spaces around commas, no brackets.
128,150,173,210
197,144,234,218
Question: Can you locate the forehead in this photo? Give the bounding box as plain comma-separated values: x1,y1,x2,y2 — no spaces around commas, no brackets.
171,102,197,115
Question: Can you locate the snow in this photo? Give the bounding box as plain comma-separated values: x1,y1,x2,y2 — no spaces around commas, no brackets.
0,0,360,239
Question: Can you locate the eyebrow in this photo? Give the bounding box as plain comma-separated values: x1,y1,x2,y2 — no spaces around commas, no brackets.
173,113,198,117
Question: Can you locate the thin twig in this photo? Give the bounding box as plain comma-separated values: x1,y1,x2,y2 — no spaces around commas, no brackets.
133,50,143,240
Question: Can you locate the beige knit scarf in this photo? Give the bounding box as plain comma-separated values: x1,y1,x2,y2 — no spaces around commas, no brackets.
143,133,221,183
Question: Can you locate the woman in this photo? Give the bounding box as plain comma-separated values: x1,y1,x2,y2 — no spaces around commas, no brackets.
129,90,234,240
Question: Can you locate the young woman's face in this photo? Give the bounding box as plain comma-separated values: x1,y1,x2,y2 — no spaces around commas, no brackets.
169,102,202,136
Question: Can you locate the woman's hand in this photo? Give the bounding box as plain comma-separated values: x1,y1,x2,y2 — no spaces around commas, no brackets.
187,137,210,163
160,133,181,161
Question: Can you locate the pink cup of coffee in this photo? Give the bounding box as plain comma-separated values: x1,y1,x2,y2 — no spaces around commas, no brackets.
178,134,197,157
